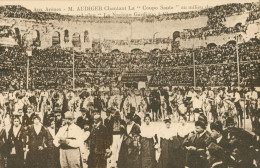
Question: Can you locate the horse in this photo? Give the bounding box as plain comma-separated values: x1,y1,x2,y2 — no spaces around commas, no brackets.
202,98,212,122
246,98,258,131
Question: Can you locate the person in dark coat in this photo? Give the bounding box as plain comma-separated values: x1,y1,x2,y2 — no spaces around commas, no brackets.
210,121,231,166
108,111,126,167
54,111,63,131
76,108,92,130
118,113,141,168
6,116,26,168
0,122,7,168
130,107,141,126
104,107,115,146
46,118,60,168
206,142,226,168
25,115,51,168
22,105,36,128
183,119,213,168
88,114,110,168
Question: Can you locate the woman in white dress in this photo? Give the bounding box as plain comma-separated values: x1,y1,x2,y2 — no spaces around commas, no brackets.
140,114,156,168
157,118,185,168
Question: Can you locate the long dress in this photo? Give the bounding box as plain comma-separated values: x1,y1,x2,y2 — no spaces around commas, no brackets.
26,124,50,168
157,126,185,168
118,123,141,168
0,128,7,168
6,125,26,168
46,127,60,168
140,124,156,168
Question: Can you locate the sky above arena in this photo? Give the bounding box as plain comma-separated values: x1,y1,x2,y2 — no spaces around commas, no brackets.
1,0,259,17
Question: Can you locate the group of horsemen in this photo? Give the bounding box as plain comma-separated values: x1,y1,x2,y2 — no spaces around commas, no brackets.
0,86,258,130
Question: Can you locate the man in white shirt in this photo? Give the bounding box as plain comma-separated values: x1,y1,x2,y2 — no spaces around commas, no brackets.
193,94,203,121
54,111,85,168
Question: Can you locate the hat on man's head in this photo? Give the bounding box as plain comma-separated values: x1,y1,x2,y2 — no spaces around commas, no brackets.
198,114,207,125
80,108,88,113
125,113,134,120
114,111,121,117
210,121,223,133
64,111,74,119
130,106,135,114
226,117,235,126
164,117,171,123
32,114,41,121
106,107,116,113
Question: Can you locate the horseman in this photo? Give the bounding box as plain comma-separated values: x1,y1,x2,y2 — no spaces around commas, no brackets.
246,86,258,131
185,87,196,121
193,90,203,122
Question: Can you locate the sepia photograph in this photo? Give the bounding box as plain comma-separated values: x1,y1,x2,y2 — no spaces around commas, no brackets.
0,0,260,167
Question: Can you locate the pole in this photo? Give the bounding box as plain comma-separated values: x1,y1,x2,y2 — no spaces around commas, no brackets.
193,50,196,88
73,48,75,90
26,55,29,90
236,35,240,89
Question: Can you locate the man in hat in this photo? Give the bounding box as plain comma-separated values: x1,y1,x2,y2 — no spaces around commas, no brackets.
104,107,115,146
108,111,126,167
54,110,63,131
88,114,110,168
210,121,231,167
130,106,141,126
206,142,226,168
118,113,141,168
76,108,92,130
54,111,85,168
193,92,203,121
183,118,213,168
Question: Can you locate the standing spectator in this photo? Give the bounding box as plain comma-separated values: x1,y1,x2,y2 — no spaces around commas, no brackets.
88,114,110,168
183,118,212,168
46,118,60,168
22,106,36,127
118,113,141,168
26,115,50,168
0,120,7,168
140,114,156,168
6,116,26,168
54,111,85,168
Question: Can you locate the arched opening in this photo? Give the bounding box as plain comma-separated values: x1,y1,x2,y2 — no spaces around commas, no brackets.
207,43,217,48
172,31,180,41
234,22,242,32
72,32,81,47
33,30,41,46
52,31,60,46
84,30,89,43
151,48,161,53
92,34,101,52
131,48,143,53
226,40,236,45
64,29,69,43
111,49,120,53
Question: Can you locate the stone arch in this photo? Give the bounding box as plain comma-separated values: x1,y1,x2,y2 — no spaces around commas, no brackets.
227,40,236,45
52,31,60,46
72,32,81,47
207,43,217,48
33,30,41,46
173,31,180,41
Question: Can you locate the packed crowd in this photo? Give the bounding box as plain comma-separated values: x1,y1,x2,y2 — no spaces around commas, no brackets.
0,38,260,89
0,85,259,168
